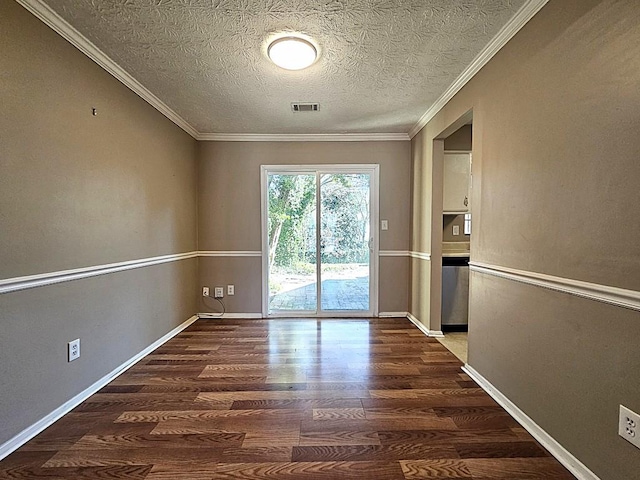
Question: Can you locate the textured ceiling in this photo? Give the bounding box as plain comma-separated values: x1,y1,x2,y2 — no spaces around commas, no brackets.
42,0,527,135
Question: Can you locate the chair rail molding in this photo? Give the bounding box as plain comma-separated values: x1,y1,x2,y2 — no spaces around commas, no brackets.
409,251,431,261
470,261,640,312
198,251,262,257
0,251,277,295
379,250,411,257
0,252,199,295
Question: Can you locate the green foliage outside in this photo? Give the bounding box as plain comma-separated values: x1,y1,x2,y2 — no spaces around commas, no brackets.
268,173,370,272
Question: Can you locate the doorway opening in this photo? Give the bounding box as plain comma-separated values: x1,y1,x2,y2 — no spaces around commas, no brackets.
436,116,473,363
261,165,379,317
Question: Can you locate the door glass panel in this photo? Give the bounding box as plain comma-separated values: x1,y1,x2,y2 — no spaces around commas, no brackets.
267,173,317,313
320,173,370,311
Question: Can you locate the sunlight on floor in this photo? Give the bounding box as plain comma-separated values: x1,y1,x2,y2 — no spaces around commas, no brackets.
437,332,468,363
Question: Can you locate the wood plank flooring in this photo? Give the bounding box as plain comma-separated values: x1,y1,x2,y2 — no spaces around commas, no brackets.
0,318,576,479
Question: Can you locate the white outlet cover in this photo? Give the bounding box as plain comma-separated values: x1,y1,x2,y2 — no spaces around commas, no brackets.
68,339,80,362
214,287,224,298
619,405,640,449
381,220,388,231
453,225,460,235
227,285,235,295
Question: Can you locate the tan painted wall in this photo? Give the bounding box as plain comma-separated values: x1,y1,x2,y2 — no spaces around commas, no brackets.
469,272,640,477
410,1,640,477
442,215,470,243
0,260,197,441
197,141,411,314
443,124,472,151
0,2,198,444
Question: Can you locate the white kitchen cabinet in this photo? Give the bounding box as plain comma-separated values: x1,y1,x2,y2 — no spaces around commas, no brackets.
443,152,471,213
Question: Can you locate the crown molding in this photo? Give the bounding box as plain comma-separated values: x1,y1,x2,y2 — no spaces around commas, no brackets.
196,133,410,142
408,0,550,139
16,0,199,139
18,0,547,142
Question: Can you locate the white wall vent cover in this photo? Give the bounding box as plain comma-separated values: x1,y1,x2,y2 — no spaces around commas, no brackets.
292,103,319,112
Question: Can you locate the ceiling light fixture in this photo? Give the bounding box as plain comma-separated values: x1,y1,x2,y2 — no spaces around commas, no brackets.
268,37,317,70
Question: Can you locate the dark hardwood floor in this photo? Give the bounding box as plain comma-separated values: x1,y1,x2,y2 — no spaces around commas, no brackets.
0,318,576,479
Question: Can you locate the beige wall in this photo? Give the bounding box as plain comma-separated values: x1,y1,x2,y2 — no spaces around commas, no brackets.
443,124,472,151
410,0,640,477
0,2,198,444
442,215,470,243
197,141,411,314
0,260,197,441
469,273,640,478
5,0,640,476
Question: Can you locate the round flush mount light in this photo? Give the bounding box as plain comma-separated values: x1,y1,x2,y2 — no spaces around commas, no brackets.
268,36,317,70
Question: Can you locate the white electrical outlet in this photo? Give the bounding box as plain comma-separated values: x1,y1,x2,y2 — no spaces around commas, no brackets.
202,286,210,297
453,225,460,236
214,287,224,298
619,405,640,449
68,339,80,362
227,285,235,296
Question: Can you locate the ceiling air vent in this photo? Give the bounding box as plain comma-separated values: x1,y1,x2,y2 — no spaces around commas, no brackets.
292,102,319,112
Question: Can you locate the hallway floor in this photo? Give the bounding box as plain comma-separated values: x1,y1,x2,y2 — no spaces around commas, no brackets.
437,332,469,363
0,318,575,479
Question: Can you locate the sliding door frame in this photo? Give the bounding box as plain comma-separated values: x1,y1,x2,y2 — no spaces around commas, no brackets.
260,164,380,318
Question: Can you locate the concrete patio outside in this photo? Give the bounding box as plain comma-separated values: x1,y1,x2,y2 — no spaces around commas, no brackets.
269,264,369,312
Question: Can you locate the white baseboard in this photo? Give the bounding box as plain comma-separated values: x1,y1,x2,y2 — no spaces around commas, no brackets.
462,364,600,480
0,314,198,461
378,311,409,318
198,312,263,319
407,312,444,337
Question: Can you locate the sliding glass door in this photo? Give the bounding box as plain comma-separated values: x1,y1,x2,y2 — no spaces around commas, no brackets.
266,172,318,312
262,166,378,317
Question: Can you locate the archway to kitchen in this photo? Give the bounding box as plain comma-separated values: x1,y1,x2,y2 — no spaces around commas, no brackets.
433,111,473,362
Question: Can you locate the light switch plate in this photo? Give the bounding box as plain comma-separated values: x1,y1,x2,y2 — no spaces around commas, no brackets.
381,220,388,231
453,225,460,236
